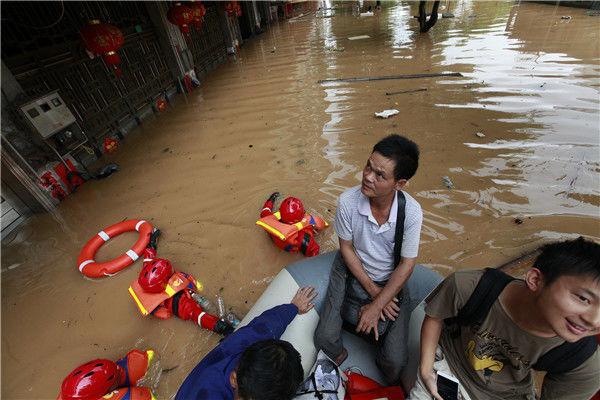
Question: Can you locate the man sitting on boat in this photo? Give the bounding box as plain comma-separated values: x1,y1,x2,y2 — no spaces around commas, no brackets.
409,237,600,400
315,134,423,385
175,286,317,400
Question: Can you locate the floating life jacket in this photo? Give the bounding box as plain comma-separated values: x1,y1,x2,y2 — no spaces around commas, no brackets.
256,211,328,255
129,272,202,317
257,211,328,240
115,349,155,388
101,386,154,400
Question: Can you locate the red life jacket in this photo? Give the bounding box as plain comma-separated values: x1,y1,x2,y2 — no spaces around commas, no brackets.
128,272,201,318
256,211,328,253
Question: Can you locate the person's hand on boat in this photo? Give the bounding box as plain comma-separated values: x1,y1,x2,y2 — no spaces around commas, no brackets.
357,302,383,341
291,286,317,314
420,368,443,400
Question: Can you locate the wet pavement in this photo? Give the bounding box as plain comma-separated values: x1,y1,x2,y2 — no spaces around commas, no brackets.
2,1,599,398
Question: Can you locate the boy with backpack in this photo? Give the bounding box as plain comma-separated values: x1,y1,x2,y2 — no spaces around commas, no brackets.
409,237,600,400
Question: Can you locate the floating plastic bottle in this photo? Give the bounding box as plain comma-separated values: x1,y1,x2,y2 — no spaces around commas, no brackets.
215,294,226,319
191,293,211,311
226,310,241,328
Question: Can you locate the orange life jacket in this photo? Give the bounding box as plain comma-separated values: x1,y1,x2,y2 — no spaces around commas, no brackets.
101,387,154,400
128,272,202,317
116,349,155,387
256,211,328,241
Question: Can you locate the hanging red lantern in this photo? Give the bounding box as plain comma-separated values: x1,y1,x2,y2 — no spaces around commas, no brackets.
189,1,206,31
80,20,125,77
225,2,234,17
103,137,119,153
156,98,167,112
225,2,242,17
167,2,194,35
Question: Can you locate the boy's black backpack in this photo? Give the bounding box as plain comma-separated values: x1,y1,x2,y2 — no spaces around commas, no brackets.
444,268,597,374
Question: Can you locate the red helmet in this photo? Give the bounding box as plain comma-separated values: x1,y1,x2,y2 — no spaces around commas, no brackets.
138,258,173,293
280,197,305,224
60,359,120,400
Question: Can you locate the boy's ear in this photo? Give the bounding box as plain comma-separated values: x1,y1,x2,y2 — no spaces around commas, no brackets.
525,268,545,292
394,179,408,191
229,370,238,390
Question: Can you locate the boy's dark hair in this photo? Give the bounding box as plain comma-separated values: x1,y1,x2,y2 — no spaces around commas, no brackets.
535,237,600,286
237,339,303,400
372,134,420,180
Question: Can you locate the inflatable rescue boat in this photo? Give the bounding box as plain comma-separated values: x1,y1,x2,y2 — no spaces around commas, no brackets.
237,251,442,392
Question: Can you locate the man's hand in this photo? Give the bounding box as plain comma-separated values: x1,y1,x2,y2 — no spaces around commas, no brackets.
381,297,400,321
420,368,443,400
291,286,317,314
356,301,383,341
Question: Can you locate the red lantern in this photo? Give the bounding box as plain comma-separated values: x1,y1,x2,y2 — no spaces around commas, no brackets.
189,1,206,31
103,137,119,153
225,2,242,17
167,2,194,35
225,2,234,17
156,98,167,112
80,20,124,77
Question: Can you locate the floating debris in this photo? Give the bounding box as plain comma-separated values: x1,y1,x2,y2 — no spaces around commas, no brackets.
374,109,399,118
325,45,345,52
514,217,523,225
94,164,119,179
560,15,572,20
442,176,454,189
318,72,462,84
348,35,371,41
385,88,427,96
475,132,486,138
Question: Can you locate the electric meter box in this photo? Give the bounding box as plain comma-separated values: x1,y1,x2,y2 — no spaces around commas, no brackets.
20,91,77,139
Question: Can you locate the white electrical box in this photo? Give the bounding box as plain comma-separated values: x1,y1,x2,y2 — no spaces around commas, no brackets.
20,91,77,139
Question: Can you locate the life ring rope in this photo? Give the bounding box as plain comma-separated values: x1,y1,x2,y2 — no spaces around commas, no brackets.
77,219,153,278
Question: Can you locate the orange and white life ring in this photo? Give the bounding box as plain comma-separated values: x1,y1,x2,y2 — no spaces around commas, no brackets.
77,219,153,278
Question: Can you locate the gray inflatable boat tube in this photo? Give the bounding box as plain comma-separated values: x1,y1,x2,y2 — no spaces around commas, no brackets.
237,251,442,390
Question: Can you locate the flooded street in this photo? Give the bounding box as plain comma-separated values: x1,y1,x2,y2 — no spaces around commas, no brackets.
2,1,599,398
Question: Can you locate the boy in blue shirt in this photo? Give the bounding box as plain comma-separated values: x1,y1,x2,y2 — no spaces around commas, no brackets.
176,286,317,400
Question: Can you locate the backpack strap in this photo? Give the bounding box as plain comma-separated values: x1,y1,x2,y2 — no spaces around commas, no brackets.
533,335,598,373
445,268,514,328
393,190,406,269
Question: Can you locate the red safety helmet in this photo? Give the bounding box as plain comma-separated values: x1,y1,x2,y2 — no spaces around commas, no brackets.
280,197,305,224
60,359,120,400
138,258,173,293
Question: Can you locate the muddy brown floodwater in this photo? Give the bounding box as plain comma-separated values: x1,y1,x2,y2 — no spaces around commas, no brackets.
2,2,599,398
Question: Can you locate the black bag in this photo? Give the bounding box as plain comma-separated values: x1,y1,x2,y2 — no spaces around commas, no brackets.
340,191,407,338
341,276,390,337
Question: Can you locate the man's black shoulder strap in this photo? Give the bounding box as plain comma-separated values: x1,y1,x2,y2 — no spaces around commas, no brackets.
445,268,598,373
445,268,514,328
393,190,406,269
533,335,597,373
